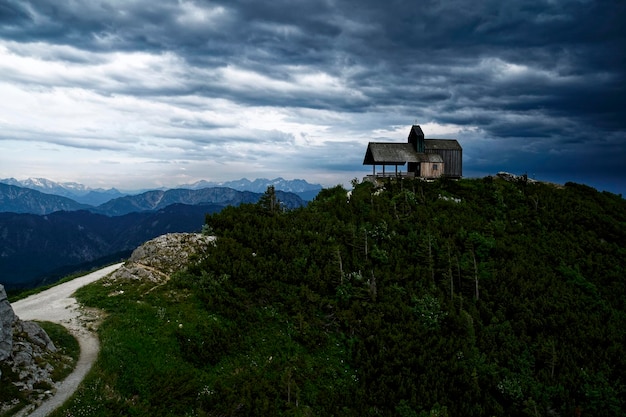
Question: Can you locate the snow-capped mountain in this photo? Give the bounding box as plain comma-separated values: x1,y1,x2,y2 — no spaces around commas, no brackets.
1,177,89,193
0,178,125,206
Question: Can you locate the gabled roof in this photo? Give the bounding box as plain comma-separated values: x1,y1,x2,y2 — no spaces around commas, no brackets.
424,139,462,150
363,143,445,165
363,143,420,165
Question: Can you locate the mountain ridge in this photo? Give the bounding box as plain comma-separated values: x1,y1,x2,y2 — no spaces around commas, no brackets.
93,187,304,216
179,177,323,194
0,183,91,215
0,177,125,206
1,183,306,216
0,177,323,205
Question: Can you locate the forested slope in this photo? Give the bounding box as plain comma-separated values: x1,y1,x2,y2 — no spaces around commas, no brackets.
59,177,626,417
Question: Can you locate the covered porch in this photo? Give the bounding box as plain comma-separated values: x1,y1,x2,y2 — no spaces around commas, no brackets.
363,142,421,178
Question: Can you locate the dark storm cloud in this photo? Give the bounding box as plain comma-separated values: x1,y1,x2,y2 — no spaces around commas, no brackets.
1,0,624,192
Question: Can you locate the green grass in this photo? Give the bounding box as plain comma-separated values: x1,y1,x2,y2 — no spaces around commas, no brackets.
52,280,205,417
50,271,357,417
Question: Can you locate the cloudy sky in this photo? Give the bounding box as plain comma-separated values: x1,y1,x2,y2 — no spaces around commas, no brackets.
0,0,624,194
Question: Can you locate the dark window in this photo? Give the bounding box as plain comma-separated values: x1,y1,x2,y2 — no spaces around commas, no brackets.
433,164,438,170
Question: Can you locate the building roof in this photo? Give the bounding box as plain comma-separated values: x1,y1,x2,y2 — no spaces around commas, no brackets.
424,139,462,150
410,125,424,138
363,143,444,165
363,143,420,165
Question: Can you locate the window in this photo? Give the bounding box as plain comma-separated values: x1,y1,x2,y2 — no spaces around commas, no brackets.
433,164,438,170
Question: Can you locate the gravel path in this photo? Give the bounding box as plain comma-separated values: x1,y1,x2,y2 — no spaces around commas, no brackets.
11,263,124,417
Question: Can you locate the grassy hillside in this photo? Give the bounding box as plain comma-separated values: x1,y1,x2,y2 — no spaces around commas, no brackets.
53,177,626,416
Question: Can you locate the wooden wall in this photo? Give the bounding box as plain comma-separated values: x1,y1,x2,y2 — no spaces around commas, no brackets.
427,149,462,178
420,162,444,178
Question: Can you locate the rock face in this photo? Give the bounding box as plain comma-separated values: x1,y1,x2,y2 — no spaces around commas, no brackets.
0,284,57,392
110,232,215,283
0,284,17,361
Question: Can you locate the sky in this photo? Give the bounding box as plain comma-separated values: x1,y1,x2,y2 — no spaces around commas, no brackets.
0,0,624,195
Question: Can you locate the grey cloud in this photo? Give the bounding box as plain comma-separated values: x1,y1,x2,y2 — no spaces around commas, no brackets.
0,0,624,194
167,117,234,131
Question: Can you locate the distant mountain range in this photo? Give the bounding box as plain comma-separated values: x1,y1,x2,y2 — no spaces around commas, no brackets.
0,183,91,215
0,177,125,206
91,187,305,216
0,183,306,216
0,178,316,289
0,177,322,205
178,178,322,201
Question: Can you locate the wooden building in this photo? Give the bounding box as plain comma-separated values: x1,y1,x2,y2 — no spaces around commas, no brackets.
363,125,462,179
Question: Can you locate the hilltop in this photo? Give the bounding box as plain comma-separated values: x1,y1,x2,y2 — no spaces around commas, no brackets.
7,177,626,416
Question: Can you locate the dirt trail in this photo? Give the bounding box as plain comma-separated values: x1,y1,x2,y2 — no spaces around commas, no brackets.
11,263,124,417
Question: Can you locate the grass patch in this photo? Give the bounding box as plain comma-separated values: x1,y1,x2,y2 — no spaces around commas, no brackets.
50,272,359,417
52,284,206,416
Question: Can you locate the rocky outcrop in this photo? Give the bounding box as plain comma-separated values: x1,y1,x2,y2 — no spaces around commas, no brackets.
9,320,57,392
0,284,57,396
109,232,215,283
0,284,17,361
496,171,538,183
